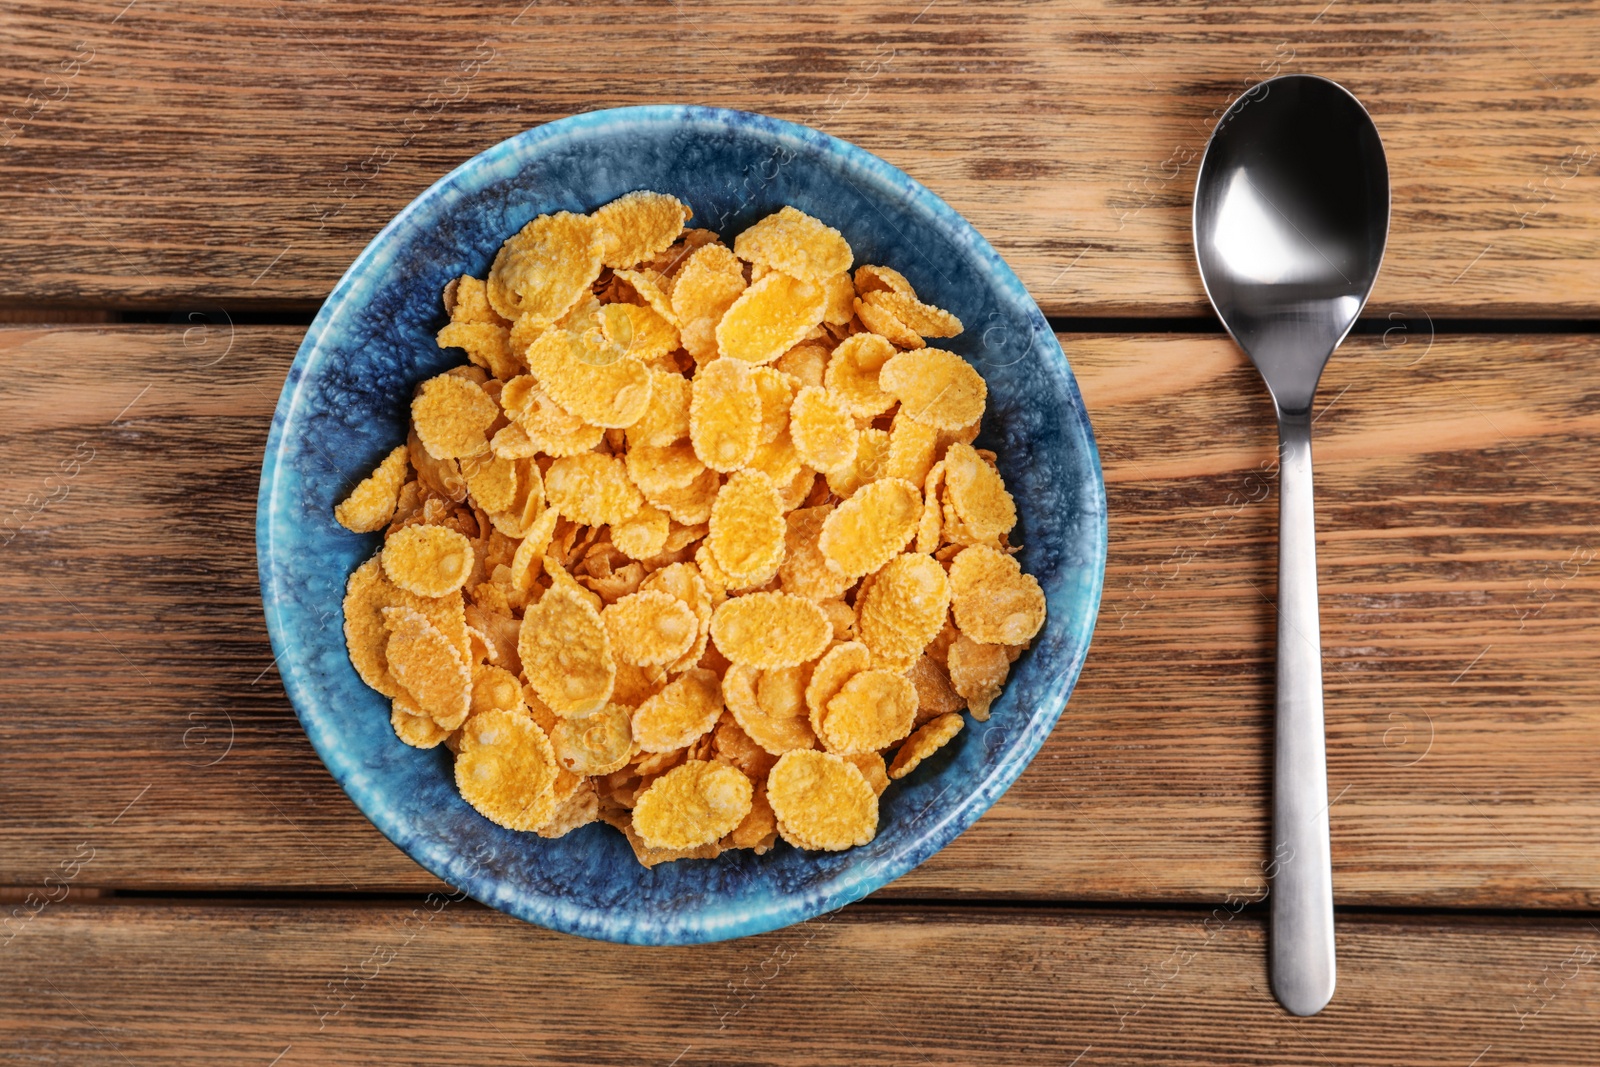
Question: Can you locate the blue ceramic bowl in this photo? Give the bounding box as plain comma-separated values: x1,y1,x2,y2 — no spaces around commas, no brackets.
258,106,1105,944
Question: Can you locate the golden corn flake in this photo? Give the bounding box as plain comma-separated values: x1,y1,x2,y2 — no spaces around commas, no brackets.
822,271,855,326
825,426,888,499
789,385,858,474
411,373,499,460
713,713,778,782
647,466,721,526
592,190,691,269
693,542,736,596
518,581,615,717
628,368,693,448
382,606,471,729
522,329,653,429
444,273,507,325
625,442,705,497
437,319,519,381
489,422,539,460
391,694,451,749
461,452,519,514
344,557,404,698
610,503,671,561
746,430,804,488
488,458,548,540
885,410,940,486
599,300,680,363
817,598,857,642
773,341,829,389
604,589,698,668
708,470,785,586
671,245,747,361
534,778,601,839
639,561,714,673
843,751,889,796
689,357,762,471
862,288,963,339
803,639,872,731
612,268,679,327
454,708,561,831
631,667,723,752
726,781,779,852
487,210,605,324
777,466,816,512
550,702,634,776
824,332,897,418
949,544,1046,645
767,750,877,851
715,272,827,365
733,206,853,284
857,553,952,668
819,669,917,754
725,663,817,756
915,652,960,726
817,477,921,578
946,633,1011,721
778,504,853,601
853,296,924,349
633,759,753,850
879,348,987,430
544,453,643,527
915,460,944,554
610,660,667,708
853,264,910,296
471,665,526,718
889,712,964,780
942,442,1017,543
381,524,475,598
335,445,410,533
751,366,796,443
710,592,831,669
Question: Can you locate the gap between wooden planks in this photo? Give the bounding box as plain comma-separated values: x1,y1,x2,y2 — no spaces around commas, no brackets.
0,1,1597,314
2,899,1598,1066
0,325,1595,905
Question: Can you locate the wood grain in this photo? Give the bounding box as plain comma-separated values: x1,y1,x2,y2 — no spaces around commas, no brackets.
2,324,1596,905
1,1,1598,315
3,899,1598,1065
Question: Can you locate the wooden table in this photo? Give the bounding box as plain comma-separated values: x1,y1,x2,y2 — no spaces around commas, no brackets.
3,2,1598,1063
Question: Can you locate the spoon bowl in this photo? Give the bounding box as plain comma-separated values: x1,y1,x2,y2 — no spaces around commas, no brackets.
1193,74,1390,1017
1195,75,1390,414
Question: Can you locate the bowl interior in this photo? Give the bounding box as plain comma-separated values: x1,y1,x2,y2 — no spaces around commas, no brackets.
257,105,1106,944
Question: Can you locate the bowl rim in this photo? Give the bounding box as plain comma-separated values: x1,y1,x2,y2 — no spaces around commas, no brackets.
257,103,1107,943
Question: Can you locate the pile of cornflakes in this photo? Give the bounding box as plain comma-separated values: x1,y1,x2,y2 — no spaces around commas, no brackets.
336,191,1046,866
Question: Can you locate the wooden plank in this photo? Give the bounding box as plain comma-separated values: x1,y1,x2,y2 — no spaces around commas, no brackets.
2,900,1598,1064
1,325,1598,905
1,1,1598,315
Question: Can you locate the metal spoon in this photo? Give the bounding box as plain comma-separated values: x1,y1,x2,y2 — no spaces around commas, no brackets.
1192,73,1389,1017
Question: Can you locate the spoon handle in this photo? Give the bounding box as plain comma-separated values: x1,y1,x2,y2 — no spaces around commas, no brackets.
1269,412,1336,1016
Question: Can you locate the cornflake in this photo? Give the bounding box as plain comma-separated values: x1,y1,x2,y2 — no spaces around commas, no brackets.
949,544,1046,645
817,477,921,578
710,592,830,669
335,193,1046,866
879,348,987,429
381,524,475,598
789,385,858,474
633,759,753,850
889,712,965,779
708,470,785,586
335,446,410,533
768,750,878,850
